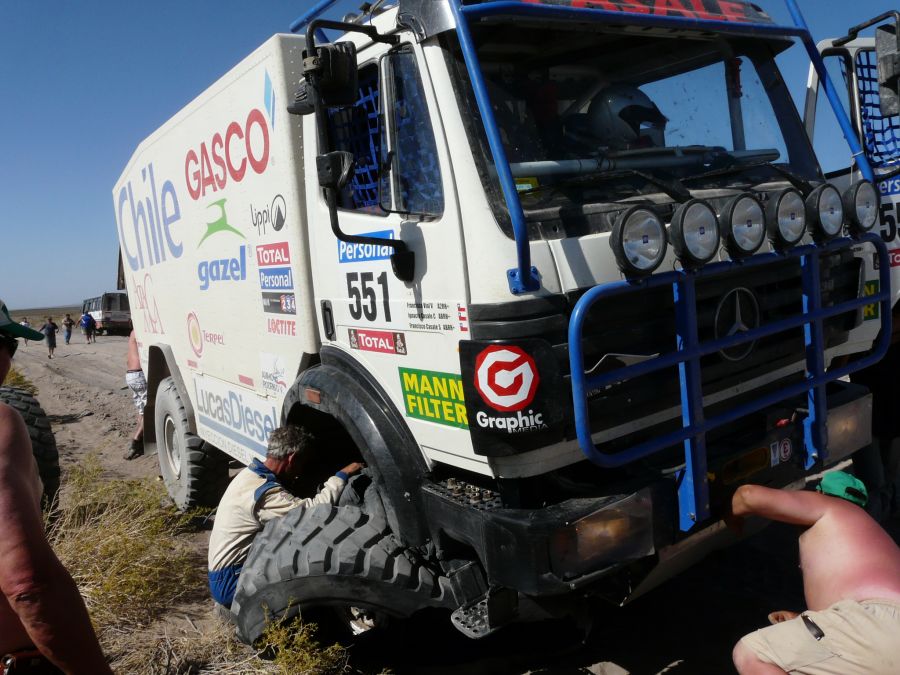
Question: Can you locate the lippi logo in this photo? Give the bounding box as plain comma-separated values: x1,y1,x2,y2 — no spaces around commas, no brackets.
474,346,539,412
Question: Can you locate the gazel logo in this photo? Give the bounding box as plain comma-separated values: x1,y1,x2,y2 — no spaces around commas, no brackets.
200,199,244,246
474,346,539,412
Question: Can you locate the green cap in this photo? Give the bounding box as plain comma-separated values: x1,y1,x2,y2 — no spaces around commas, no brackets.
0,300,44,341
816,471,868,507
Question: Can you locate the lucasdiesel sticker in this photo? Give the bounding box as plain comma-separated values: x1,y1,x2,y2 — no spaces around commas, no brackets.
399,367,467,429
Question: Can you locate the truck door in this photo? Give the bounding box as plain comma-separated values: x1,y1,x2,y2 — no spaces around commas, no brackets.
303,35,477,470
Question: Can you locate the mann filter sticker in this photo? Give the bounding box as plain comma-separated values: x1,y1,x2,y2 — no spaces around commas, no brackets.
460,340,566,457
863,280,880,321
399,368,468,429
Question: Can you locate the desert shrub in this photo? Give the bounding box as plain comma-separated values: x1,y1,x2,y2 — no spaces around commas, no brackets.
49,456,350,673
3,366,37,394
48,457,205,635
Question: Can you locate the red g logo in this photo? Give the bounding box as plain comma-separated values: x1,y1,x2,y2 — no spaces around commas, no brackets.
474,346,539,412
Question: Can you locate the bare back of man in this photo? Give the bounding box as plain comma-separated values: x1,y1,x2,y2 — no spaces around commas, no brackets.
0,405,44,654
732,484,900,674
126,329,140,371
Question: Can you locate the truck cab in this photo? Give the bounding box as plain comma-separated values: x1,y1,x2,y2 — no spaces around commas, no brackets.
114,0,892,643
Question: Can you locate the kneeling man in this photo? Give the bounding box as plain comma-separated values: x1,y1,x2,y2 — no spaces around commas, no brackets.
208,426,363,608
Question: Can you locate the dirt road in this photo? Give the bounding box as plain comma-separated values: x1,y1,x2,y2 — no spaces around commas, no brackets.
8,335,895,674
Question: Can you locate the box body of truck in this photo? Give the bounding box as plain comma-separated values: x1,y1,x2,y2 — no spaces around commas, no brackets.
114,0,893,642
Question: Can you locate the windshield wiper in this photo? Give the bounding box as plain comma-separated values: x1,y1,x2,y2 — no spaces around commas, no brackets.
683,159,813,195
526,168,692,202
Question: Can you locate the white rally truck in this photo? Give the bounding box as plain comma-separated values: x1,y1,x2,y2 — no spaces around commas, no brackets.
113,0,894,643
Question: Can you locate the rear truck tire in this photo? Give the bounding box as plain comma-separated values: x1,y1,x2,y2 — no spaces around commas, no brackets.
0,387,60,510
154,376,229,510
232,489,452,644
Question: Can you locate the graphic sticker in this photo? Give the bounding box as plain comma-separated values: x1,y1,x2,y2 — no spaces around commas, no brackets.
474,345,539,412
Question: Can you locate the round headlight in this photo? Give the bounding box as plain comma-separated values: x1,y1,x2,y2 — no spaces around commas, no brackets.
843,180,879,235
806,184,844,240
670,200,720,267
610,206,667,276
721,193,765,259
766,188,806,250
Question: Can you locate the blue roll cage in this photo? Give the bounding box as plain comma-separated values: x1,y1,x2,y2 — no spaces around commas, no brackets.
293,1,892,531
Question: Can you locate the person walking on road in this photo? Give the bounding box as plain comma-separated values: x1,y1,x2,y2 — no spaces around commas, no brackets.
123,330,147,460
207,426,364,609
731,471,900,675
18,318,30,346
38,317,58,359
79,312,94,344
0,300,113,674
61,314,75,346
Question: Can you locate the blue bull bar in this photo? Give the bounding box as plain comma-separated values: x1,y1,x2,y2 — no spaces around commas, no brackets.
568,234,892,532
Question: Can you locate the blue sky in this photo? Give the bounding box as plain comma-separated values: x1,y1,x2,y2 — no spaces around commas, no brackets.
0,0,894,309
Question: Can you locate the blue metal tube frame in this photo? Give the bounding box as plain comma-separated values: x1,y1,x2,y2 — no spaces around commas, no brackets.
568,234,892,531
450,1,540,294
783,0,875,182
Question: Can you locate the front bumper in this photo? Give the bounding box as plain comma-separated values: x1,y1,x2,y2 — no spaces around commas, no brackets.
423,382,871,597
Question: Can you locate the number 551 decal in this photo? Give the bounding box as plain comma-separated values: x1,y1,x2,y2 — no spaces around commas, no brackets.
346,272,392,322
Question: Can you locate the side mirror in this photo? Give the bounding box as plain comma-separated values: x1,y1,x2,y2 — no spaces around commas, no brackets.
306,42,359,107
876,23,900,116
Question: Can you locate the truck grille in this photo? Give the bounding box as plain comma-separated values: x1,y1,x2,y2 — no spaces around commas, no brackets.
470,251,862,442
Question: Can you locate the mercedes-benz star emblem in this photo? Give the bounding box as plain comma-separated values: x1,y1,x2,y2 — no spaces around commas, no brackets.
714,287,760,362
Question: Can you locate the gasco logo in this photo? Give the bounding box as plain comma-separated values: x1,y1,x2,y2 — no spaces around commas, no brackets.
474,345,539,412
184,108,270,201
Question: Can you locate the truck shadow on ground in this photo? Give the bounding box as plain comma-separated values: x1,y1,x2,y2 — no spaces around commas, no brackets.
348,522,808,674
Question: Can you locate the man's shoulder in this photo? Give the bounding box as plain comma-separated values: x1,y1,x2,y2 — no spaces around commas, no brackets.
0,403,30,463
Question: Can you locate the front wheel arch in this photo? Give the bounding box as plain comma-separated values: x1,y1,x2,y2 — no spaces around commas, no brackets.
283,347,429,547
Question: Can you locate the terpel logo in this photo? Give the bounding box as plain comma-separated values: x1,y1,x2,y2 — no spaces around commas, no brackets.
474,346,539,412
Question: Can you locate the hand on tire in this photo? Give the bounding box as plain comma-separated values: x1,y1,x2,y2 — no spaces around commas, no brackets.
341,462,365,476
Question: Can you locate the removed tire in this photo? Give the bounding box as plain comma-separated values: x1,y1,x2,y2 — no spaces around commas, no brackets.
0,386,60,509
232,493,451,644
154,376,229,510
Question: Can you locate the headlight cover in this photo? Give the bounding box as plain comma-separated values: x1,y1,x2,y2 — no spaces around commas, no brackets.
766,188,806,250
721,193,765,258
843,180,879,236
806,184,844,240
611,207,667,276
670,199,720,267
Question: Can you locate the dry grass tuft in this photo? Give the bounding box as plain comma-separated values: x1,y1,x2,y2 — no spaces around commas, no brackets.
48,456,351,673
260,615,349,674
48,457,204,638
3,366,38,394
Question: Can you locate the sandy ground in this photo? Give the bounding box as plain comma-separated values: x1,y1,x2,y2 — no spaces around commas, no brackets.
8,335,899,674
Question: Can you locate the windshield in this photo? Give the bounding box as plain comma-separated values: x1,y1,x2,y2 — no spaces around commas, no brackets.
445,23,821,238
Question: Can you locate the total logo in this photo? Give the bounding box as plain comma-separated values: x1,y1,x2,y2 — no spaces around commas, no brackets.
198,245,247,290
251,194,287,235
187,312,225,358
473,345,547,435
184,108,270,201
